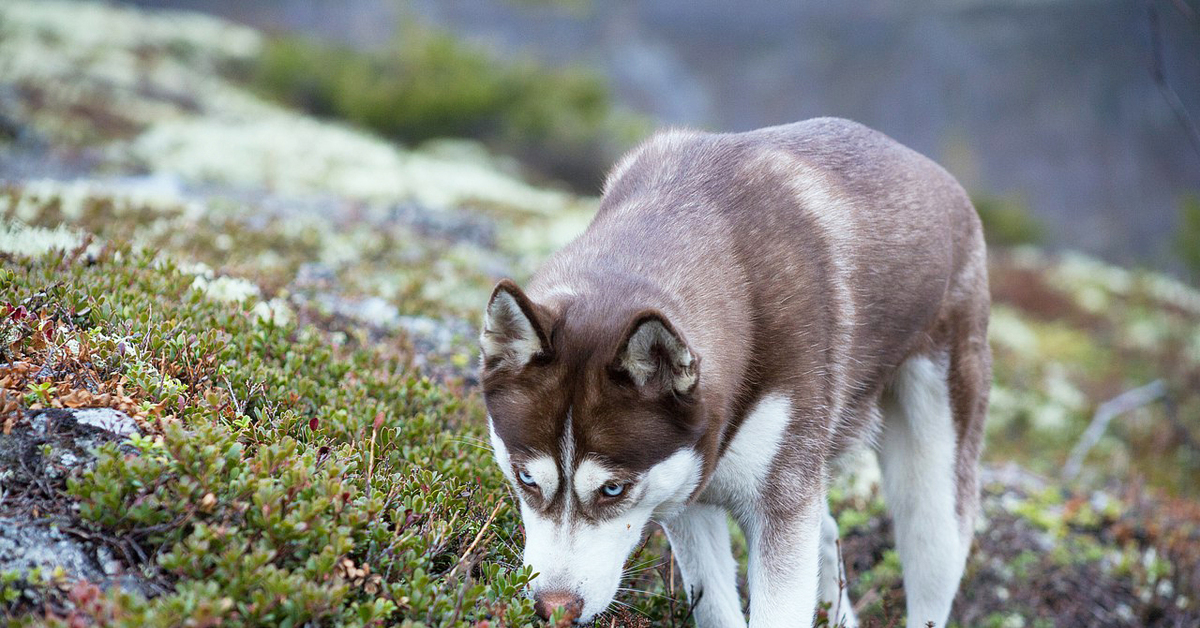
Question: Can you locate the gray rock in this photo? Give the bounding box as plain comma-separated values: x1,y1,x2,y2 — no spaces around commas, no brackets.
395,315,479,384
386,201,497,248
0,517,154,599
314,293,401,330
396,314,475,356
0,408,153,604
0,408,141,485
0,518,106,583
69,408,140,438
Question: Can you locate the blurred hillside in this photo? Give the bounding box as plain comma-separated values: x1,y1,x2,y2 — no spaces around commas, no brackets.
0,1,1198,627
122,0,1200,271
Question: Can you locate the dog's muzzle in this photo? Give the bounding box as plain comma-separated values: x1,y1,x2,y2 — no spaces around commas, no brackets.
533,589,584,622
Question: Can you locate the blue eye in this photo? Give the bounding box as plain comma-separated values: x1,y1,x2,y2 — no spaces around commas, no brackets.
517,469,537,487
601,483,625,498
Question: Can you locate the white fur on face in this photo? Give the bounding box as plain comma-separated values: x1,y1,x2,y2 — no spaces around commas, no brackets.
490,418,561,497
488,418,514,483
481,290,542,368
521,449,703,623
573,458,612,505
524,455,559,495
879,354,965,628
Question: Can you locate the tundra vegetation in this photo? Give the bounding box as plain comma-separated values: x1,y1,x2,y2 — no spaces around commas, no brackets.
0,2,1198,627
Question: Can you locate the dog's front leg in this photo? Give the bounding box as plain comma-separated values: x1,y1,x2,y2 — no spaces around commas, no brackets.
745,492,823,628
662,503,747,628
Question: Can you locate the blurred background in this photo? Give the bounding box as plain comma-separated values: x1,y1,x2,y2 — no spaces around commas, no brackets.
125,0,1200,271
2,1,1199,626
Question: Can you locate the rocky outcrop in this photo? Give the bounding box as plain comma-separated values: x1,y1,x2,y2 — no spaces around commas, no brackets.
0,408,153,609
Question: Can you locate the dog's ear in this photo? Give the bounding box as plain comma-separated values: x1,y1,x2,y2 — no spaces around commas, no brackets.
611,310,699,396
481,280,553,371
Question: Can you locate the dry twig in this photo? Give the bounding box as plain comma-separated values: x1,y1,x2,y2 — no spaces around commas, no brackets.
1063,379,1167,481
1147,0,1200,161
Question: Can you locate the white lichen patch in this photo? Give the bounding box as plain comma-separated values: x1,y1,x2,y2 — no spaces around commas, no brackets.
189,267,295,327
1125,316,1171,352
0,1,259,63
253,298,293,327
0,220,96,258
190,273,260,303
4,177,202,222
4,0,584,220
985,384,1024,430
175,261,214,277
1047,251,1134,297
830,445,883,504
1015,248,1200,318
312,294,400,330
0,0,262,144
1041,364,1086,414
124,114,582,211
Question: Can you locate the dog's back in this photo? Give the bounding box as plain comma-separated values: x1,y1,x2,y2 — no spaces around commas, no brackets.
530,117,986,455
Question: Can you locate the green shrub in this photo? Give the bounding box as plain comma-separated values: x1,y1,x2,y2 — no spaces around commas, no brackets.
245,26,648,190
1174,193,1200,282
3,244,538,626
972,194,1046,247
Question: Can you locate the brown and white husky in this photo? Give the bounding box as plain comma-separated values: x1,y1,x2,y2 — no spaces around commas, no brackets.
480,118,991,627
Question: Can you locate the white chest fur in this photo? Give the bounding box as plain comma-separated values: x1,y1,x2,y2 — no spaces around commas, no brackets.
698,393,792,518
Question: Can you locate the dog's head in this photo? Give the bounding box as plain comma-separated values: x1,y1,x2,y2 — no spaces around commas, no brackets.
480,280,706,622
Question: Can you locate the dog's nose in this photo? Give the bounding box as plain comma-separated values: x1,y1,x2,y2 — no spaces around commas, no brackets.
533,590,584,621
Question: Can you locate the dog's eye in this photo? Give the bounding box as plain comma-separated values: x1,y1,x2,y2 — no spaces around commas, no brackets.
600,483,625,497
517,469,537,487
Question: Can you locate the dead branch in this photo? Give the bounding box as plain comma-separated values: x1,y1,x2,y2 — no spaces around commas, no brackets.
1148,0,1200,161
1062,379,1167,481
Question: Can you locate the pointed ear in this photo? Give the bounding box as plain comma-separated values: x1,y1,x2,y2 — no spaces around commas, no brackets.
611,311,699,396
481,280,552,370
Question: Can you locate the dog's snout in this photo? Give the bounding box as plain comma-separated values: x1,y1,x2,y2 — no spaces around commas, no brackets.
533,590,584,622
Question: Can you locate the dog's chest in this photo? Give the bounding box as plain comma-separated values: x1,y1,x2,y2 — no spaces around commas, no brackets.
696,393,793,511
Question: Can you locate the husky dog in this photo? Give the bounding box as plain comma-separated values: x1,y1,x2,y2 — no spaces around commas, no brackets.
480,118,990,627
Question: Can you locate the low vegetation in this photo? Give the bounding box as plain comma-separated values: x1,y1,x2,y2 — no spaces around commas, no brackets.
1175,194,1200,281
1,2,1198,627
971,194,1045,248
243,26,648,190
2,244,537,626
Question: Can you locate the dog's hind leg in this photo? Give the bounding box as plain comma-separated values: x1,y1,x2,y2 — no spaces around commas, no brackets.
879,353,968,627
818,505,858,627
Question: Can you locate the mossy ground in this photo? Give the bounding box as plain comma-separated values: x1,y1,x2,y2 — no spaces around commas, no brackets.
1,246,538,626
2,2,1199,626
